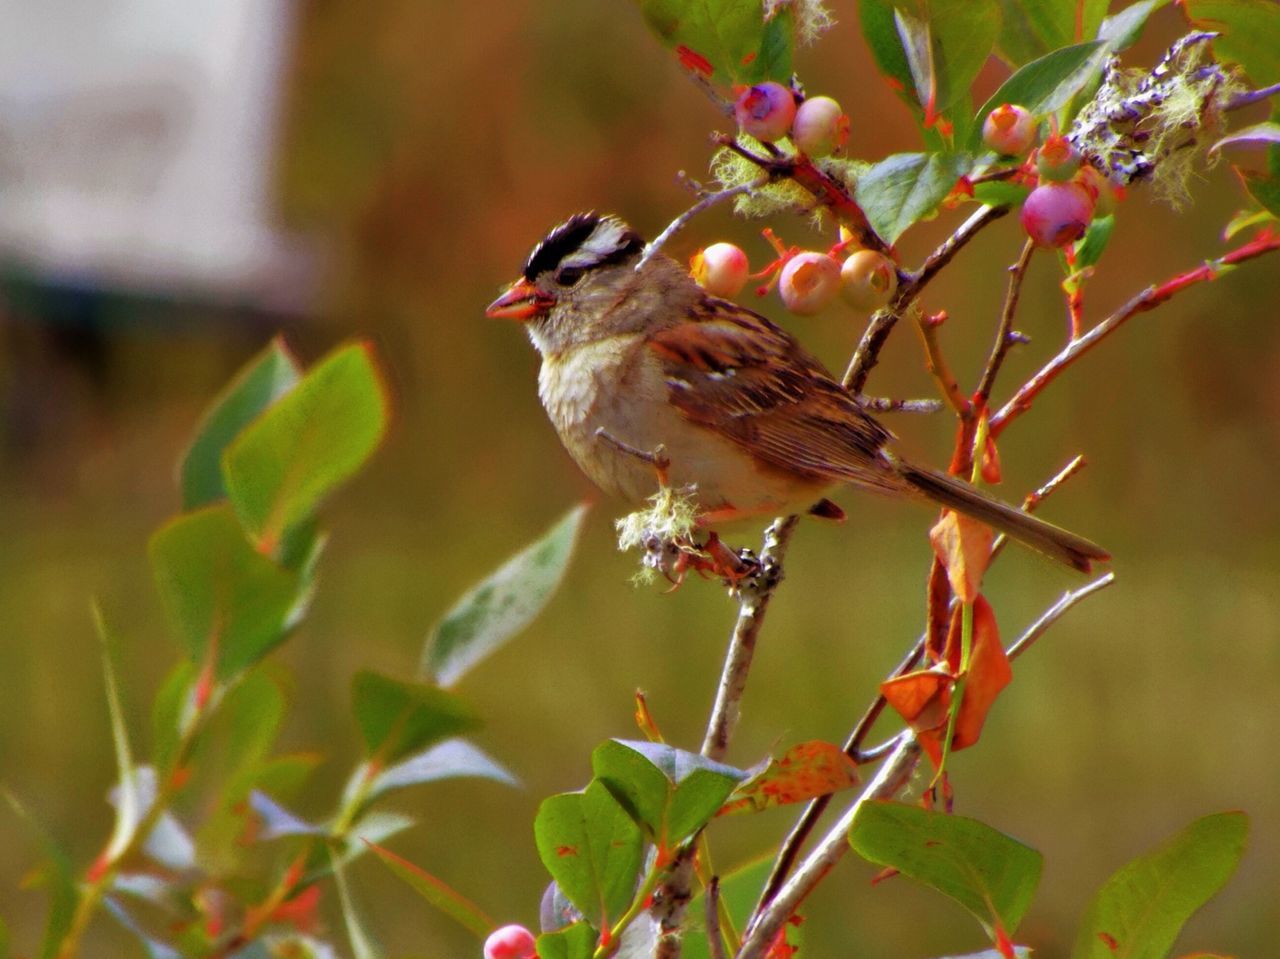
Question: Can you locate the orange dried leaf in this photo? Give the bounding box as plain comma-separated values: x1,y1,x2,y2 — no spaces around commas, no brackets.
952,596,1011,750
719,740,859,815
881,669,952,730
930,510,995,603
926,555,952,662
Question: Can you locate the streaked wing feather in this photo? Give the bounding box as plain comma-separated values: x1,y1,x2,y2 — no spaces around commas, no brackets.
650,301,904,493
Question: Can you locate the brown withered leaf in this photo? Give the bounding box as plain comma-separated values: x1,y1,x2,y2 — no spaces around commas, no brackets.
951,596,1011,750
719,741,859,815
930,509,995,603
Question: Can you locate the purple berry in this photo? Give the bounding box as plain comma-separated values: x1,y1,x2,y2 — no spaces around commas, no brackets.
734,82,797,143
1021,182,1095,247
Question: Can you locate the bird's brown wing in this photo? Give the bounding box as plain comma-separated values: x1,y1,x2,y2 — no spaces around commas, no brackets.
647,300,906,494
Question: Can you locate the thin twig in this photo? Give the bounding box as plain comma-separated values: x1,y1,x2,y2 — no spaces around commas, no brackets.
1007,572,1117,662
755,636,925,913
988,454,1088,563
914,310,971,418
651,515,800,959
856,396,945,414
738,734,922,959
976,238,1035,405
842,205,1009,393
990,228,1280,437
706,878,727,959
638,177,770,270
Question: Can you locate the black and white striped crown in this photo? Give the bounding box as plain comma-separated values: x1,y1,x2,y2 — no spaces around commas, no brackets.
522,212,644,281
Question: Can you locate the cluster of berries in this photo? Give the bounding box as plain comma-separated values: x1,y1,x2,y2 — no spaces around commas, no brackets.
982,103,1119,248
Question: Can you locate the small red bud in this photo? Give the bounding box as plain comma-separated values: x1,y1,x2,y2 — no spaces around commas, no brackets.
840,250,898,311
1020,181,1095,247
484,924,537,959
779,252,842,315
792,96,849,157
734,82,797,143
982,104,1036,156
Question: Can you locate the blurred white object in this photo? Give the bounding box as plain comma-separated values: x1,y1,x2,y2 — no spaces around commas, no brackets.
0,0,312,309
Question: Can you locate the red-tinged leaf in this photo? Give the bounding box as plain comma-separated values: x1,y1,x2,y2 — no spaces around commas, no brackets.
952,597,1011,750
927,555,952,662
881,668,952,731
269,884,321,934
676,44,714,76
930,510,995,603
634,691,664,743
365,839,494,939
981,434,1003,484
718,741,858,815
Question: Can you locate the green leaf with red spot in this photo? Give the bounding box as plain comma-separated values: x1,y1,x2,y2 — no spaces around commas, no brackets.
592,740,745,847
849,801,1042,940
631,0,794,85
149,505,301,681
1071,812,1248,959
855,152,974,244
534,781,645,933
222,342,389,553
351,671,480,766
718,741,858,815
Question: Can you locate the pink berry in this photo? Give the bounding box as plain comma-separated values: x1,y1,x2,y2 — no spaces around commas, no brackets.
840,250,898,311
792,96,849,157
1020,182,1095,247
734,82,797,143
981,104,1036,156
484,924,537,959
691,242,750,298
1035,134,1081,182
778,252,841,315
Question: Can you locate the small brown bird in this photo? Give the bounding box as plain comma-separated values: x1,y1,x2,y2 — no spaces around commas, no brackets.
488,212,1109,572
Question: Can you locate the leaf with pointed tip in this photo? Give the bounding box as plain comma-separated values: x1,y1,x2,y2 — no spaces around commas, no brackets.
249,790,321,840
223,343,389,552
850,801,1042,939
95,605,140,865
103,898,182,959
351,671,481,765
4,788,78,959
1211,121,1280,156
534,781,645,932
352,739,518,811
1098,0,1163,53
150,505,301,681
855,152,973,244
331,849,387,959
366,840,493,938
107,768,196,871
718,741,858,815
151,661,197,776
1240,168,1280,216
592,740,745,845
969,42,1108,150
181,338,301,510
1073,214,1116,269
422,504,588,687
1071,812,1248,959
630,0,795,85
1184,0,1280,86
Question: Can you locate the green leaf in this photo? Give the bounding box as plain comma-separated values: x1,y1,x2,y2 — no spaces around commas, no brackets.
995,0,1108,67
422,503,588,687
4,788,78,959
94,605,140,866
1073,214,1115,269
366,839,494,938
849,801,1043,939
592,740,745,846
180,337,301,510
1071,811,1248,959
537,922,597,959
534,781,646,932
1185,0,1280,85
1240,167,1280,216
149,505,301,681
855,152,973,244
631,0,794,85
972,180,1031,206
331,848,387,959
355,739,518,809
969,42,1108,150
861,0,1000,122
351,671,481,765
683,856,778,959
1098,0,1164,53
223,342,389,550
150,661,197,775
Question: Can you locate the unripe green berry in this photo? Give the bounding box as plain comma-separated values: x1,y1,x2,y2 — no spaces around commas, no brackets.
734,82,797,143
840,250,898,311
982,103,1036,156
691,242,750,298
792,96,849,156
779,252,842,315
1035,135,1082,182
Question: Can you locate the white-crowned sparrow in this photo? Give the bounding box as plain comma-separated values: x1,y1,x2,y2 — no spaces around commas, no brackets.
488,212,1108,572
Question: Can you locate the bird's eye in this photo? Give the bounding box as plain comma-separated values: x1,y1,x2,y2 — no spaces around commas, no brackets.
556,265,585,287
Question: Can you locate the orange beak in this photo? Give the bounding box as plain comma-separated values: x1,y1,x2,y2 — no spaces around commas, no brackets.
486,278,554,321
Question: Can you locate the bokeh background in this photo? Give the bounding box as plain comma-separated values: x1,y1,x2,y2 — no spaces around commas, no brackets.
2,1,1278,956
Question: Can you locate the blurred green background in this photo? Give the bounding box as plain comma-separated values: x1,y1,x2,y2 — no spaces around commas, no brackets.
2,1,1278,956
